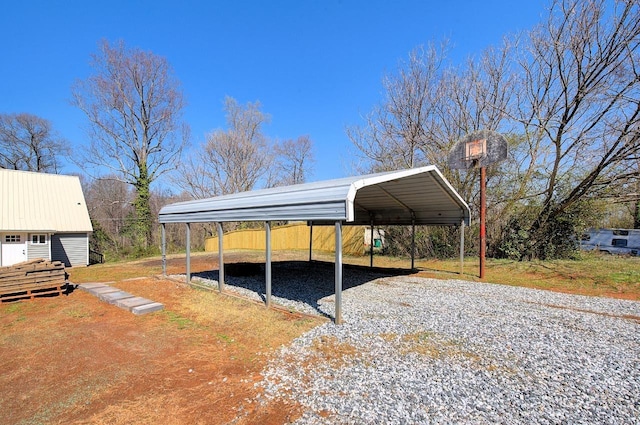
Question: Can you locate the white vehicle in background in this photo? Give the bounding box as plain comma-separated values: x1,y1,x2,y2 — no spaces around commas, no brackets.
580,228,640,256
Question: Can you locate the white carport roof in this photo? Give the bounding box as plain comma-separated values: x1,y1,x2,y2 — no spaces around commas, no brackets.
159,165,470,226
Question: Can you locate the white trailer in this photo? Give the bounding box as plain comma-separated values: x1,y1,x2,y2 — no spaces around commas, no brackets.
580,228,640,256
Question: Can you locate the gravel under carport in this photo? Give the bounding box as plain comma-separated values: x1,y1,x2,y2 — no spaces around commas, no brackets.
189,262,640,424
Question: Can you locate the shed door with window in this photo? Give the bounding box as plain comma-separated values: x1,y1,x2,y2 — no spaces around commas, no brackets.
1,233,28,266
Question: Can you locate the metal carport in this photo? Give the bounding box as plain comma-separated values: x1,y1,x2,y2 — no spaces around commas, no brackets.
158,165,470,324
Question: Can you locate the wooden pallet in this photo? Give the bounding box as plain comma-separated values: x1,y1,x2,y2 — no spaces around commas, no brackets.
0,259,68,302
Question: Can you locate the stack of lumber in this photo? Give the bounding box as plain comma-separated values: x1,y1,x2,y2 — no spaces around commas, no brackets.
0,259,67,301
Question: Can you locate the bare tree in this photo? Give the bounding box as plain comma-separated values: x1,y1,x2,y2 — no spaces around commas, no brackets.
347,43,448,173
272,135,315,186
348,0,640,259
84,176,133,251
347,41,517,257
511,0,640,255
346,40,516,198
177,96,271,198
0,113,69,172
635,159,640,229
71,40,189,248
347,41,518,258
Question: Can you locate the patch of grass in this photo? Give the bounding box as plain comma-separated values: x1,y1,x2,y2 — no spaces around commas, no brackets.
216,333,234,343
0,303,27,325
611,270,640,284
403,252,640,300
377,332,398,342
162,310,199,330
401,331,479,362
310,335,359,366
301,249,639,300
182,290,319,333
68,261,161,283
5,304,22,313
64,307,92,319
67,252,216,284
401,331,442,358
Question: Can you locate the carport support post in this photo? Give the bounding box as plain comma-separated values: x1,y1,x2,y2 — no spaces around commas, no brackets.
480,166,486,279
265,221,272,308
161,223,166,277
186,223,191,284
217,222,225,292
411,218,416,270
335,221,343,324
309,223,313,262
369,220,374,267
460,219,465,275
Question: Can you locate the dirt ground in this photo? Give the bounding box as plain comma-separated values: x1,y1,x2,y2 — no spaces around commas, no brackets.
0,254,323,425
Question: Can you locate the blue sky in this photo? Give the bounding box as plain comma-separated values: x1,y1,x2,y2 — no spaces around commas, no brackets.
0,0,546,188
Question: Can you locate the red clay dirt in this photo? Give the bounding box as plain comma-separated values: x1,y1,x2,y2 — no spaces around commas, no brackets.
0,254,320,425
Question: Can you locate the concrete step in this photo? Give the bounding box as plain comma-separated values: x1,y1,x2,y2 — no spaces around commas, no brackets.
115,296,156,309
132,302,164,315
75,282,163,315
100,291,134,304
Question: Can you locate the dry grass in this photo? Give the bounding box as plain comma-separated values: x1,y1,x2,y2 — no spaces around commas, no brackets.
313,250,640,301
400,331,480,362
310,335,360,366
70,249,640,301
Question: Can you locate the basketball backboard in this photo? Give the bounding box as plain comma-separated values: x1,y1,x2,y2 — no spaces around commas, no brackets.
448,129,507,169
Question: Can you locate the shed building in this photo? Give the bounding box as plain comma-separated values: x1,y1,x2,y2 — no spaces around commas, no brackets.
0,169,93,267
158,166,470,323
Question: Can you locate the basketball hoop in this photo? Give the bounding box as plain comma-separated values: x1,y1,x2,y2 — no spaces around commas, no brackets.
448,130,508,279
465,138,487,162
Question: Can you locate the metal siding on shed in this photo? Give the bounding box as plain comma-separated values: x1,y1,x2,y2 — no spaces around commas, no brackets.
51,233,89,267
27,241,50,261
0,169,93,233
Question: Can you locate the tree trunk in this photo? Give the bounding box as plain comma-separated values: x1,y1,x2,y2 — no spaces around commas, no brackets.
134,164,153,249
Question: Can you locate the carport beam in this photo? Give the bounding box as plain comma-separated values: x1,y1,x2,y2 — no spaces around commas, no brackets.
217,222,225,292
266,221,272,308
186,223,191,283
335,221,343,324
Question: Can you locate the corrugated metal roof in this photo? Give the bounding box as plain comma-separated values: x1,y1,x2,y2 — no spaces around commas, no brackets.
0,169,93,233
159,166,470,226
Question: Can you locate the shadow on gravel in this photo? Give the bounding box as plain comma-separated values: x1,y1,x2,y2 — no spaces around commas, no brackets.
191,260,414,318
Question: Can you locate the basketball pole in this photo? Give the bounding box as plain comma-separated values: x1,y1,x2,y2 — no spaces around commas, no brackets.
449,130,507,281
480,166,486,279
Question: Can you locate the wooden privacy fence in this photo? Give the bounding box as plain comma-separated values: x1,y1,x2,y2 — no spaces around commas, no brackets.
0,259,68,302
205,222,367,255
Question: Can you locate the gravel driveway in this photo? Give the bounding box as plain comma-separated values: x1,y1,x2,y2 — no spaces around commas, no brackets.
191,262,640,424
